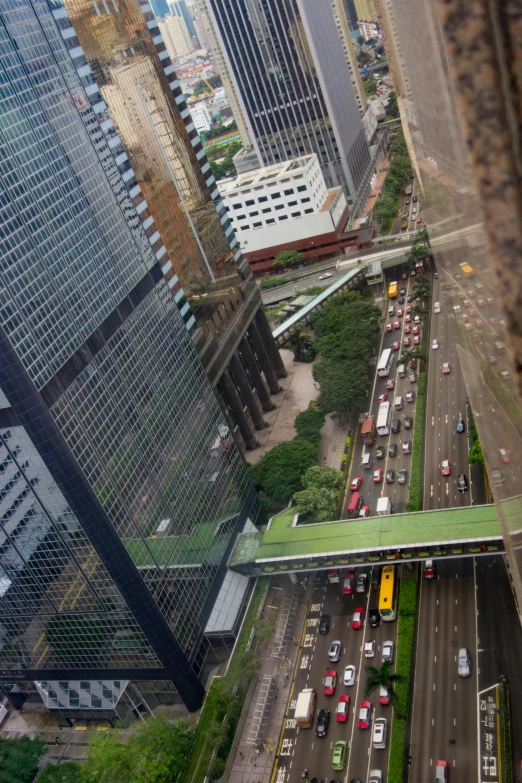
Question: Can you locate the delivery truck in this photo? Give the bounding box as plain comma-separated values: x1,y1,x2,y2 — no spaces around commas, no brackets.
376,497,393,515
295,688,317,728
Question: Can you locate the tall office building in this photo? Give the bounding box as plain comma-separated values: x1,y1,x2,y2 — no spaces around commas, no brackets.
200,0,373,205
159,14,195,58
0,0,282,721
354,0,376,22
168,0,197,38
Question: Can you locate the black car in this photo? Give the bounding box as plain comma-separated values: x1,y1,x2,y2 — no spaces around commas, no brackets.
458,474,468,492
368,606,380,627
404,415,413,429
314,571,328,587
319,614,331,634
398,296,405,304
316,708,330,738
388,443,398,457
386,469,395,484
391,419,401,433
376,446,385,459
456,417,465,433
407,293,414,302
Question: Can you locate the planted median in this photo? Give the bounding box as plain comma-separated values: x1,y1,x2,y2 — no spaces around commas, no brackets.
407,372,426,511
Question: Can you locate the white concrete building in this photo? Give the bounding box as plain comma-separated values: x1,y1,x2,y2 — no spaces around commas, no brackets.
190,101,212,133
158,15,194,58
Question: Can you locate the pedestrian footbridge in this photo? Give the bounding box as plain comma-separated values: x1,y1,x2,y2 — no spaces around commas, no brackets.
228,500,520,577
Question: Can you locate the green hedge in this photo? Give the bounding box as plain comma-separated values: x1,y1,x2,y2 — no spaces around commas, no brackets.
388,580,418,783
295,408,326,444
407,372,426,512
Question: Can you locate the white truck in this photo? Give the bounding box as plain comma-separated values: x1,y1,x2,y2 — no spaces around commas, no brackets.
376,497,393,515
294,688,316,728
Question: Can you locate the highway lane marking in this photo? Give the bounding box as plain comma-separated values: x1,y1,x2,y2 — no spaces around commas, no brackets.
434,655,437,663
432,718,435,725
433,684,436,690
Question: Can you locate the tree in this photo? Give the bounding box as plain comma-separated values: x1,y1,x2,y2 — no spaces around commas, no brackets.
294,408,325,444
38,762,83,782
401,347,426,365
314,357,370,417
249,438,318,501
356,35,364,45
418,227,430,247
293,486,337,522
386,91,399,118
253,618,276,644
363,81,377,97
283,323,316,362
408,243,427,264
364,661,406,717
273,250,304,269
0,736,46,783
302,465,344,492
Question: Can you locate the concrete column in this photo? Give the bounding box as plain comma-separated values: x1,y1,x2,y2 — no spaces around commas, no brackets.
228,353,267,430
239,337,275,412
255,308,288,378
248,321,282,395
218,370,259,450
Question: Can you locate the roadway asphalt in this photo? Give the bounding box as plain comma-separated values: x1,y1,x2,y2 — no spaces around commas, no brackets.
409,558,477,783
276,575,398,783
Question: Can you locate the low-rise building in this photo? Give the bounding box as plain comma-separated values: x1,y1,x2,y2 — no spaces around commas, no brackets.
358,19,382,41
190,101,213,133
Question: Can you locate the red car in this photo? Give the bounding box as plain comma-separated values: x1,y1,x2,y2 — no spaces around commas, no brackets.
350,475,362,491
397,308,404,317
416,217,422,224
406,305,412,314
378,392,388,402
358,700,372,729
468,290,476,298
336,695,350,722
359,505,370,518
392,341,400,350
412,325,420,335
405,314,412,323
386,378,395,390
373,468,383,484
379,686,390,705
441,459,451,476
393,320,400,330
324,670,337,696
442,362,450,375
499,447,510,463
475,319,484,328
404,324,411,334
403,337,411,347
343,569,356,594
386,323,393,333
413,335,421,346
462,313,469,322
352,607,365,630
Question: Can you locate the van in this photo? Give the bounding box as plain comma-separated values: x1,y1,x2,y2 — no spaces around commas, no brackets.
388,305,395,317
398,364,406,378
394,396,404,411
347,492,362,518
362,453,373,470
495,341,506,354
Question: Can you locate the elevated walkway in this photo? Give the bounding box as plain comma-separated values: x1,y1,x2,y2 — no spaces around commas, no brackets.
229,503,505,577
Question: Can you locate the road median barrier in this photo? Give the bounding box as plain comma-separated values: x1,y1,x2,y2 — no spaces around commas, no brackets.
407,372,425,511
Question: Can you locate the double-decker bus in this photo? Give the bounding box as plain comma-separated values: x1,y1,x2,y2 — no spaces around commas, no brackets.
376,401,391,436
378,565,398,621
377,348,394,378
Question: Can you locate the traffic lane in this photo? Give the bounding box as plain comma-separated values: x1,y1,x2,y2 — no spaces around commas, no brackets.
410,559,477,783
476,555,522,768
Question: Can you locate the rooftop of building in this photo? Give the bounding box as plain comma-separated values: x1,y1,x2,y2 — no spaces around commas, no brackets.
218,155,317,195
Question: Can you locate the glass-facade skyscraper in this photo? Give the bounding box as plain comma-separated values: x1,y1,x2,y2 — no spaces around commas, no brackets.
0,0,263,719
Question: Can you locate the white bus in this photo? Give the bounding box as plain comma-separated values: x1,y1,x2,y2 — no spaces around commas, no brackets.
377,402,391,436
377,348,394,378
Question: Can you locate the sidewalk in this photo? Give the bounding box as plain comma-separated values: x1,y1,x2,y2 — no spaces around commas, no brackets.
228,577,311,783
318,413,353,471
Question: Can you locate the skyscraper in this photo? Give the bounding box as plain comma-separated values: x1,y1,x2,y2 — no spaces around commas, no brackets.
168,0,197,38
0,0,272,720
159,14,195,57
200,0,373,204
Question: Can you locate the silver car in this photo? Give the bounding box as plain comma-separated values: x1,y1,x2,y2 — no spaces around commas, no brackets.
328,640,342,663
369,772,383,783
458,647,471,677
343,664,356,686
382,640,394,663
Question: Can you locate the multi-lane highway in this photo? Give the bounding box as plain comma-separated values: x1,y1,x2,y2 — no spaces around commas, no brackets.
276,574,398,783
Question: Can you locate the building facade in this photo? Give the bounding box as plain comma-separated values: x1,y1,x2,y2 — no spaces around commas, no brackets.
168,0,197,37
200,0,373,207
354,0,376,22
158,14,195,58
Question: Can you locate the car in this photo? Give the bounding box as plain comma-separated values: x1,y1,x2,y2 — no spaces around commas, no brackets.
404,415,413,429
413,334,421,346
409,372,416,383
319,614,331,634
407,293,414,302
397,308,404,317
376,446,385,459
458,647,471,677
403,336,411,347
414,314,421,323
499,447,510,463
386,322,393,333
424,559,436,579
458,291,465,300
391,419,401,434
344,664,356,686
332,740,347,771
465,322,473,331
336,695,350,722
456,417,465,433
386,469,395,484
316,708,331,737
406,390,415,403
404,305,411,314
368,606,380,627
401,271,408,280
404,324,411,334
372,717,388,748
410,268,416,277
379,686,390,706
343,569,356,594
382,640,394,662
432,338,439,349
328,640,342,662
434,301,441,313
477,297,486,306
416,217,422,224
393,320,400,330
412,324,420,335
441,459,451,476
405,314,412,323
359,505,370,518
491,468,505,485
468,289,476,298
435,760,449,783
487,296,495,305
324,670,337,696
386,377,395,390
399,287,406,296
388,443,398,457
398,296,405,304
356,574,367,593
319,272,332,280
488,355,498,364
364,640,375,658
388,304,396,317
402,441,412,455
405,199,410,206
358,700,372,729
458,474,468,492
378,392,388,402
350,476,363,491
352,607,365,629
442,362,450,374
462,313,469,322
463,299,470,308
412,195,417,202
398,468,408,484
392,341,400,350
475,319,484,328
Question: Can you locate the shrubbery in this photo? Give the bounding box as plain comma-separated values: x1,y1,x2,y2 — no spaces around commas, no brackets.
468,422,484,465
294,408,325,444
372,133,411,230
407,372,426,512
249,438,318,501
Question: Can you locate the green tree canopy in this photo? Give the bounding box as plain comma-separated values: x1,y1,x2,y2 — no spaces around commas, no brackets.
313,357,370,417
364,661,406,716
273,250,305,269
363,81,377,96
294,408,325,443
0,736,46,783
38,762,83,783
417,227,430,246
386,91,399,118
408,244,427,263
249,438,318,501
302,465,344,492
293,486,337,522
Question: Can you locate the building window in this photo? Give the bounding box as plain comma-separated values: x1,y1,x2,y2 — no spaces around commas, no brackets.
259,196,268,202
241,225,250,230
301,197,311,203
249,211,259,217
270,192,281,199
291,211,301,218
304,208,313,214
275,204,285,210
279,215,288,220
266,218,276,224
253,221,262,227
232,203,242,209
245,199,255,206
284,188,294,196
237,214,246,220
262,207,271,213
297,185,306,192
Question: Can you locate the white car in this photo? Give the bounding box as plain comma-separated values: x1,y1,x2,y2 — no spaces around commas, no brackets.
369,771,383,783
344,665,356,686
458,647,471,677
319,272,332,280
382,640,394,662
434,301,441,313
364,640,376,658
432,339,439,349
372,717,388,749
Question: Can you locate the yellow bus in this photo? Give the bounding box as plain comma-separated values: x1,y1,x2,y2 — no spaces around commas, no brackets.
388,281,398,299
459,262,474,277
378,565,398,621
